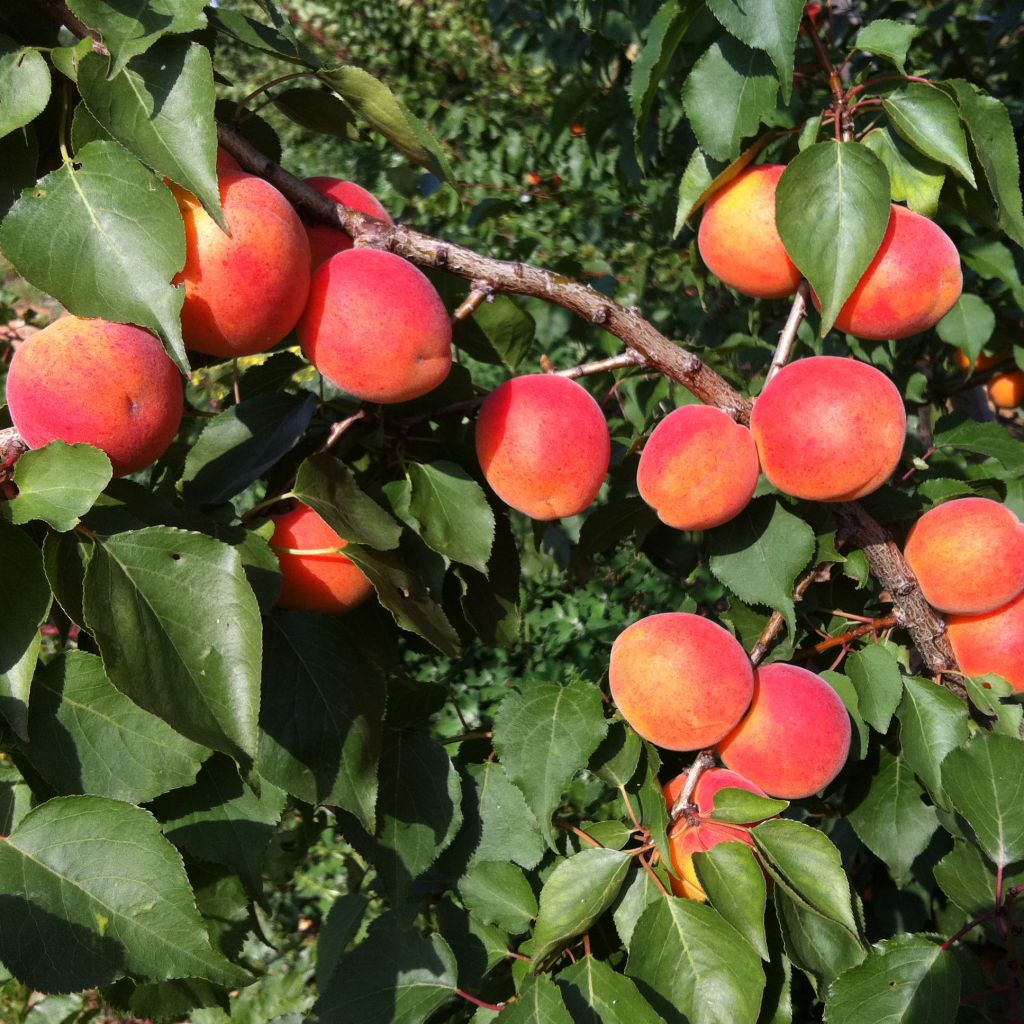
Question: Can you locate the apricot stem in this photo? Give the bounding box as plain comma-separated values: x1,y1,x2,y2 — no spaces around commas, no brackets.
317,407,369,454
619,784,641,829
452,281,494,321
556,350,648,379
639,853,671,899
455,989,505,1013
764,279,811,388
669,749,715,825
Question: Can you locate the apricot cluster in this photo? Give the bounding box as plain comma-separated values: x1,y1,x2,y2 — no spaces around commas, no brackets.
954,349,1024,410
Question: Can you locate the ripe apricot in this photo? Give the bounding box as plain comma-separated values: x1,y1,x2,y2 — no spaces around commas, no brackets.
609,613,754,751
717,663,851,799
662,768,768,901
697,164,802,300
947,592,1024,692
989,371,1024,409
637,405,760,531
269,501,373,615
750,355,906,501
904,498,1024,615
298,248,452,404
5,316,182,476
829,204,962,340
173,171,311,358
953,348,1008,373
475,374,610,520
304,176,393,269
215,147,240,172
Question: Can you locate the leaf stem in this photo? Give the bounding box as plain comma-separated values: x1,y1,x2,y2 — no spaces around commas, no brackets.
669,749,715,825
455,989,505,1013
764,280,811,389
233,70,317,123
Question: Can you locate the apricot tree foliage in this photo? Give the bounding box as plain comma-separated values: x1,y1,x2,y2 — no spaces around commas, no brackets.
1,1,1024,1022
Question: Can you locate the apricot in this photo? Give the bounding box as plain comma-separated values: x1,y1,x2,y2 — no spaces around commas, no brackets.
609,612,754,751
750,355,906,501
173,171,311,358
662,768,768,901
697,164,802,300
215,147,240,172
989,371,1024,409
269,501,373,615
304,176,393,268
474,374,610,520
717,663,851,799
637,405,760,531
947,592,1024,692
827,204,962,340
298,248,452,404
904,497,1024,615
5,316,182,476
953,348,1008,373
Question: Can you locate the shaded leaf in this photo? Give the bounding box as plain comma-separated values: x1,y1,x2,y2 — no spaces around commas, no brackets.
471,294,536,372
274,87,357,140
0,34,50,138
862,127,944,218
316,893,368,992
462,761,547,871
5,442,111,532
933,414,1024,478
693,841,769,959
556,956,663,1024
459,861,538,935
207,8,320,69
496,974,571,1024
883,84,975,186
0,125,37,220
846,643,903,734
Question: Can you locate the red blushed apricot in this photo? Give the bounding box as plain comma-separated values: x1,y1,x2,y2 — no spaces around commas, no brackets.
826,204,962,340
269,502,373,615
663,768,768,901
304,176,393,269
904,498,1024,615
298,248,452,404
989,371,1024,409
474,374,610,520
637,405,760,531
173,171,311,358
5,316,182,476
609,613,754,751
697,164,802,300
751,355,906,501
216,147,240,172
717,663,851,799
948,592,1024,692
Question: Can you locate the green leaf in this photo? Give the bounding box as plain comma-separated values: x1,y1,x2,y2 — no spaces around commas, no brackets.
182,392,316,507
845,643,903,733
707,0,804,104
776,141,891,335
5,442,112,532
42,530,93,628
681,37,779,163
709,788,788,825
461,761,547,871
942,732,1024,867
862,127,945,218
933,841,1024,918
611,865,661,949
933,413,1024,478
0,126,38,220
316,893,368,992
883,84,975,186
404,462,495,573
471,294,536,372
83,526,262,766
0,141,188,372
556,956,663,1024
208,8,321,69
0,796,246,992
0,35,50,139
0,521,51,740
934,295,996,365
492,679,608,849
823,935,960,1024
66,0,207,79
532,849,631,965
707,496,815,638
459,861,538,935
627,897,766,1024
590,720,642,788
18,651,206,803
693,842,769,959
854,19,919,74
897,676,969,809
78,38,224,228
497,974,572,1024
960,236,1024,291
847,750,939,886
319,65,456,189
258,611,385,832
273,87,358,140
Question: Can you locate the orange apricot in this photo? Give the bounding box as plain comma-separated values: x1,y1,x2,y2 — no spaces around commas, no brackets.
989,371,1024,409
637,405,760,530
609,612,754,751
953,348,1008,373
697,164,802,300
269,501,373,615
717,662,851,799
304,176,393,269
904,497,1024,615
298,248,452,404
947,592,1024,692
173,171,311,358
750,355,906,501
5,316,182,477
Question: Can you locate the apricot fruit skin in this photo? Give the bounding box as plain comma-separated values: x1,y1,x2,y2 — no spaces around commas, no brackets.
475,374,610,520
953,348,1008,373
829,204,962,340
269,502,374,615
947,592,1024,693
5,316,183,477
698,164,802,300
989,371,1024,409
662,768,767,901
304,176,393,269
298,248,452,404
717,662,851,799
904,497,1024,615
609,612,754,751
637,405,760,531
750,355,906,501
173,171,311,358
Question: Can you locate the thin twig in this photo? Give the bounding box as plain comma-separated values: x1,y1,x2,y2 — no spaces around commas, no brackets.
750,562,833,665
795,614,898,659
556,350,648,379
438,729,492,746
669,750,715,825
764,280,810,388
452,281,493,322
316,408,369,454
